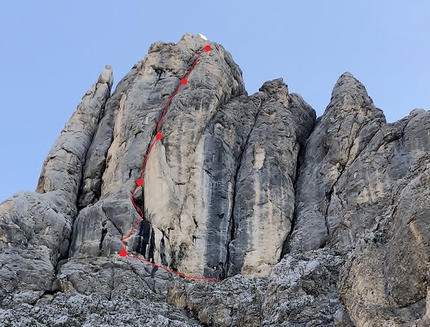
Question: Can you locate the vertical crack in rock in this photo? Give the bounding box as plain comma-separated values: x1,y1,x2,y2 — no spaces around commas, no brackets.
201,90,267,279
0,65,113,300
287,72,387,252
226,149,247,278
139,34,248,277
281,134,310,258
78,65,139,208
36,64,113,215
2,34,430,327
226,98,263,277
227,80,316,277
136,219,155,262
100,204,121,237
99,222,108,253
321,116,380,245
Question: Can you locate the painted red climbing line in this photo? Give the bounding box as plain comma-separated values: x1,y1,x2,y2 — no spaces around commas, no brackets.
119,44,220,283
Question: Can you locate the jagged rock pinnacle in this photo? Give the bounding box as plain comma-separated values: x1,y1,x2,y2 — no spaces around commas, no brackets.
0,34,429,326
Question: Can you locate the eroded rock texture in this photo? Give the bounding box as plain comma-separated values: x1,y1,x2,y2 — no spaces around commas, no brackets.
0,33,429,326
285,73,430,326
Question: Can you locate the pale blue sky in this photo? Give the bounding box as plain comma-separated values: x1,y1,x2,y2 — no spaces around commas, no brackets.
0,1,429,201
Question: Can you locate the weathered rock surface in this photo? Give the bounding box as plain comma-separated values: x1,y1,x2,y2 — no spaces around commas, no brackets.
338,143,430,325
0,257,202,326
284,72,430,325
0,65,112,300
1,33,429,326
169,249,353,326
68,34,315,281
227,83,314,277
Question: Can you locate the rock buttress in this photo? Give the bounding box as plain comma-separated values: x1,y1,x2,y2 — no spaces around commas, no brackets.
70,34,316,280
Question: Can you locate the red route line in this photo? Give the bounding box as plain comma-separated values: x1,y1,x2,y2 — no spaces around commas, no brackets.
119,44,220,283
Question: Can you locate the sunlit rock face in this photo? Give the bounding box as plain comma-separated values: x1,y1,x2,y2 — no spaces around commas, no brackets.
66,34,316,280
1,33,429,326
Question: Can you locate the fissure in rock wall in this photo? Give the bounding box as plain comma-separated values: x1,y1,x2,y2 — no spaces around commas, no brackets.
1,33,429,326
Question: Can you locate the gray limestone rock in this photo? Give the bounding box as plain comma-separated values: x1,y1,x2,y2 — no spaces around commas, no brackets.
68,33,315,281
168,249,353,327
1,33,429,326
69,34,250,281
0,254,204,326
338,153,430,326
286,72,387,252
228,81,315,277
0,66,112,301
262,249,353,326
169,275,268,327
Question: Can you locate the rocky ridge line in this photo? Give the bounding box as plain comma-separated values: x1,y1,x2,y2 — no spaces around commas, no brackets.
0,33,429,326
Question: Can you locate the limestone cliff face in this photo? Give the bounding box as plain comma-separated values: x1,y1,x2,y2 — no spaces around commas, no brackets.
0,33,429,326
67,34,315,281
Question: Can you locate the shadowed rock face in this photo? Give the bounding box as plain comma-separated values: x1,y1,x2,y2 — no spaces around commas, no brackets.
0,33,429,326
286,72,387,252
